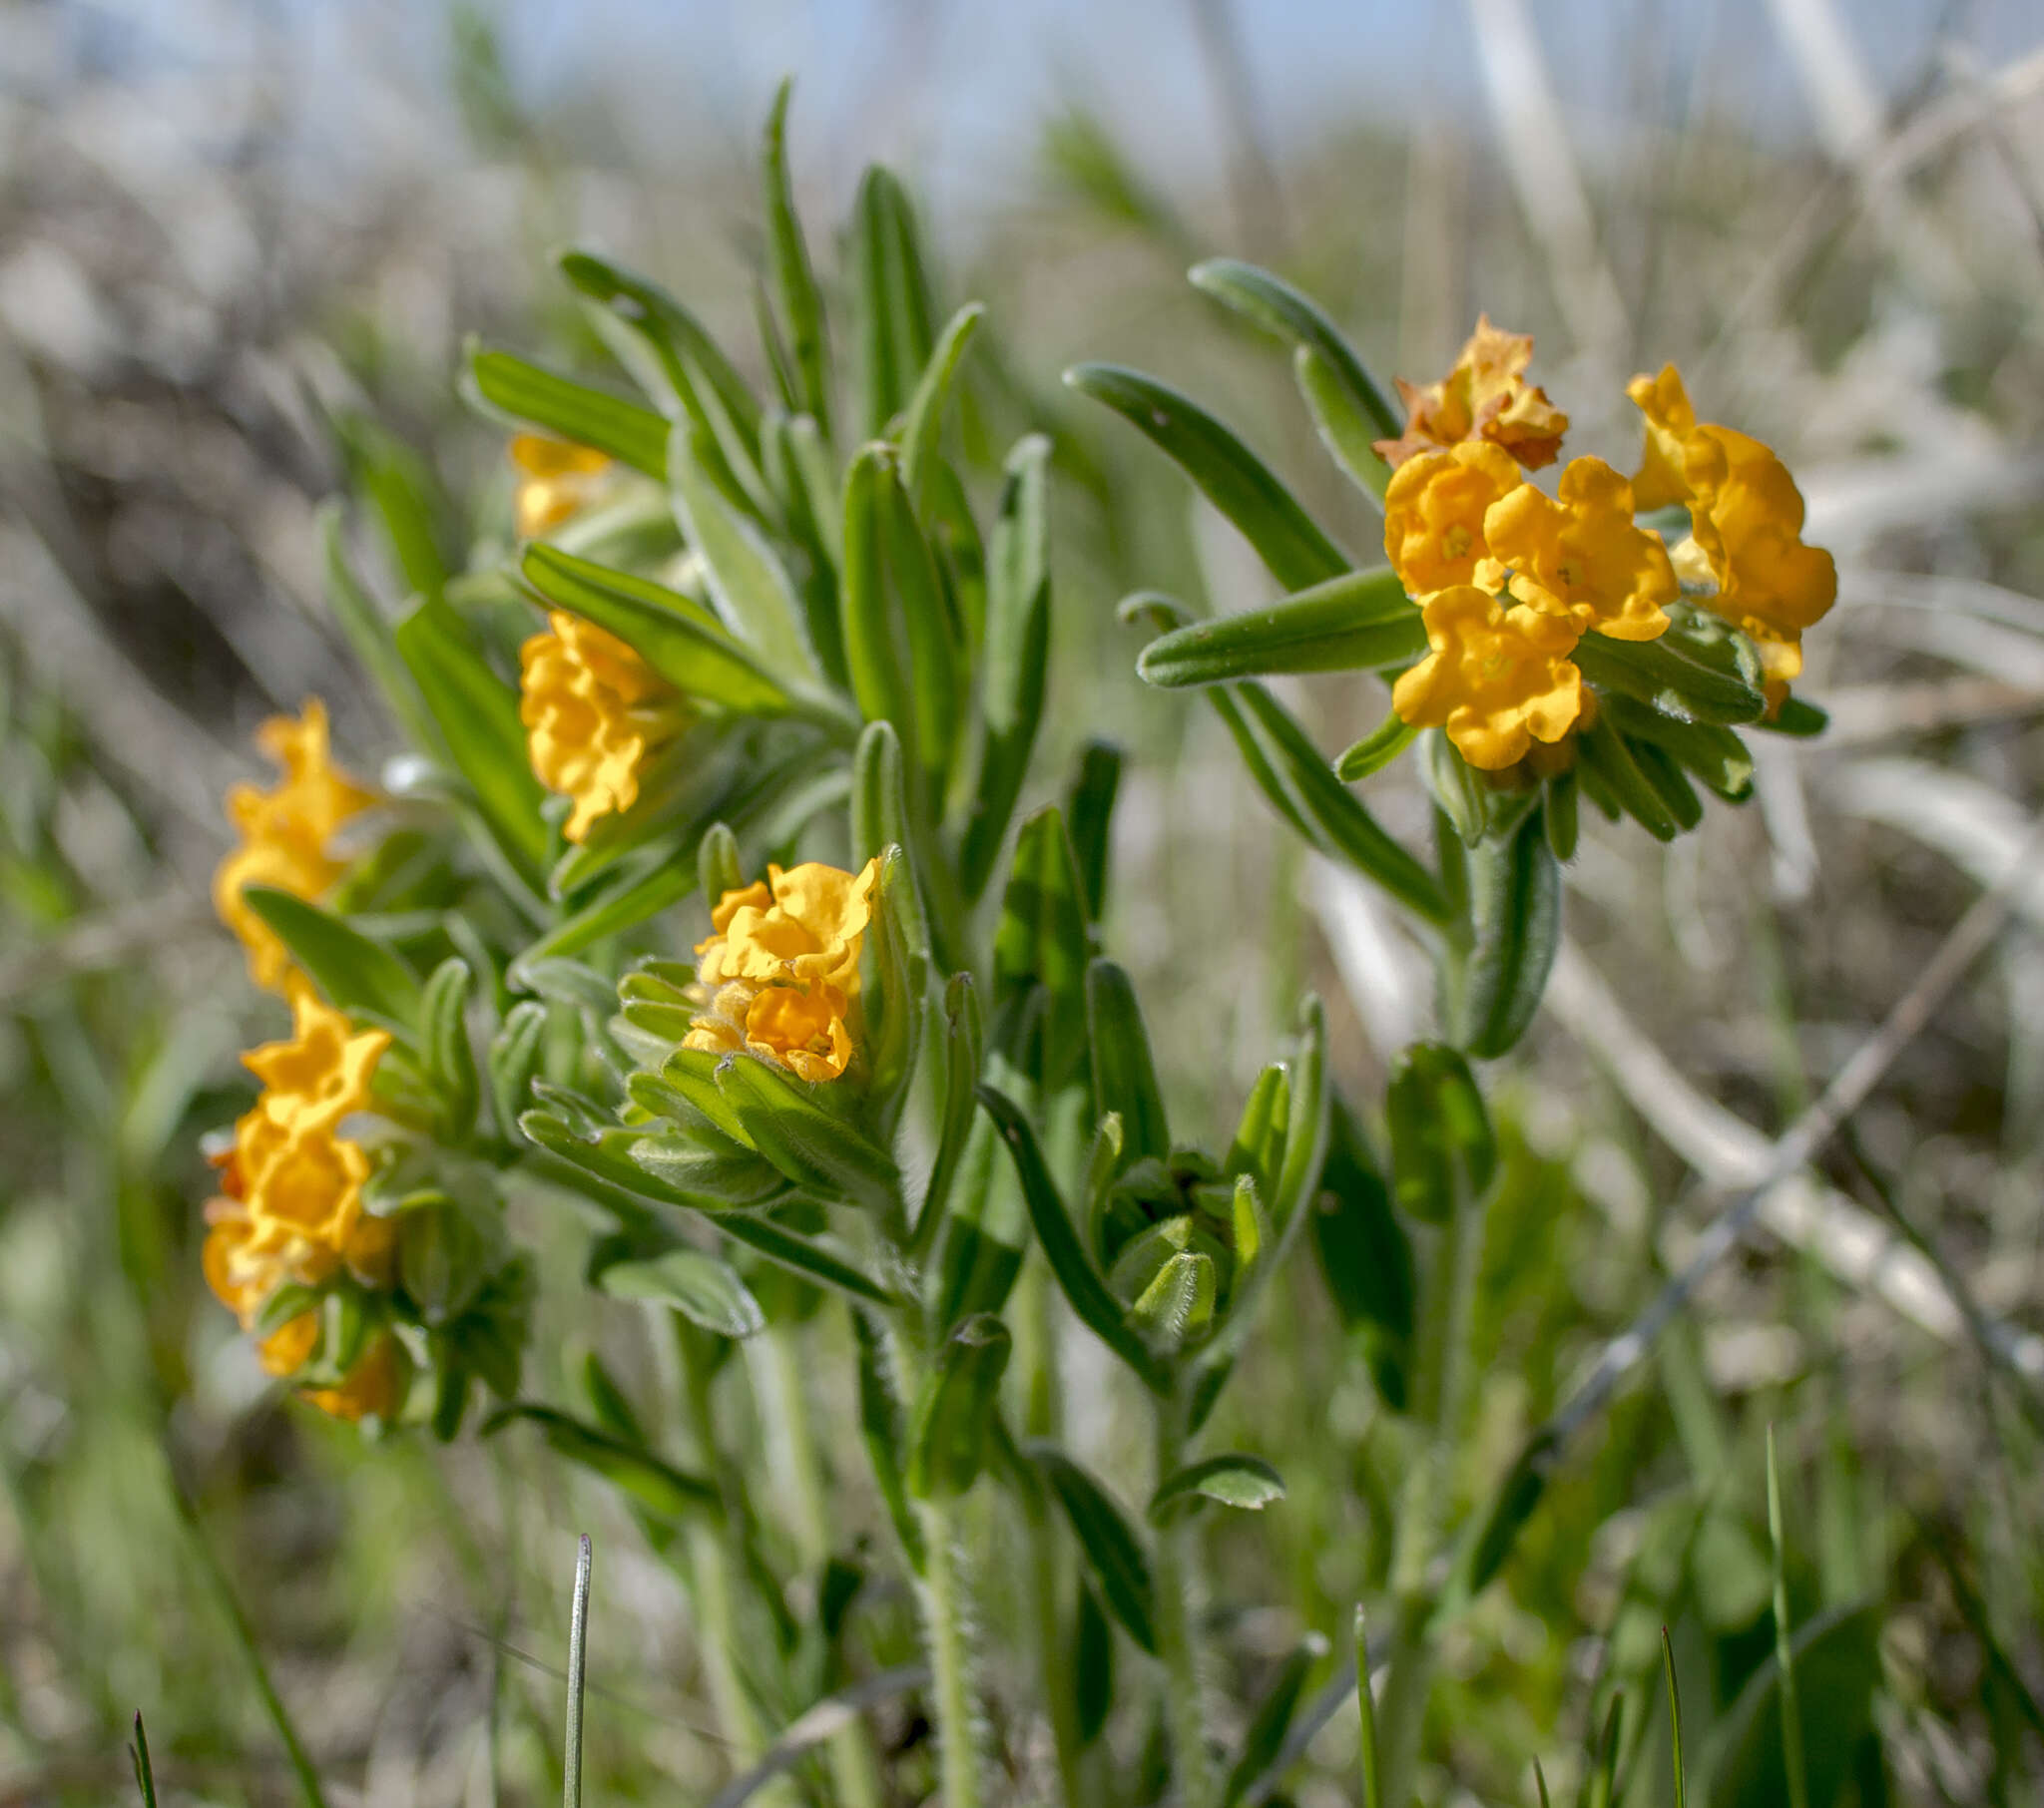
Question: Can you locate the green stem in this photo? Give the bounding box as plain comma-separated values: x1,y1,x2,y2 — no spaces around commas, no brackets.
753,1328,884,1808
1375,1164,1487,1806
1017,1255,1083,1807
1153,1384,1214,1808
914,1494,985,1808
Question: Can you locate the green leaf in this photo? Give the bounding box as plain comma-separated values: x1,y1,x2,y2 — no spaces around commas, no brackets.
1295,343,1398,503
854,1312,922,1568
1310,1097,1412,1412
393,595,551,890
898,301,985,501
519,544,797,718
1189,258,1400,470
599,1248,766,1339
1703,1603,1881,1808
993,808,1091,1091
421,957,479,1134
1754,694,1827,737
959,433,1053,903
330,411,450,599
717,1055,901,1214
1458,808,1561,1060
841,445,920,754
517,860,699,972
485,1404,719,1521
466,346,670,477
850,724,933,960
764,81,834,438
1385,1043,1495,1224
1129,1249,1217,1350
130,1715,159,1808
1151,1453,1286,1522
1138,566,1422,686
1074,1583,1114,1746
1065,363,1349,591
1573,624,1765,725
1222,1633,1325,1807
1087,960,1170,1168
1577,714,1681,841
875,452,963,806
1545,769,1580,861
1602,695,1754,801
716,1212,902,1310
1064,739,1122,924
1336,712,1419,781
976,1085,1169,1393
1632,739,1704,832
557,249,764,456
1224,1065,1289,1202
919,972,984,1233
1266,995,1329,1236
1031,1446,1158,1654
908,1313,1013,1498
317,502,443,755
854,165,938,438
240,888,421,1030
667,424,817,678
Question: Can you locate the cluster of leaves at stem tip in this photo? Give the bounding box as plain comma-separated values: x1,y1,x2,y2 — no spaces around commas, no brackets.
190,71,1839,1808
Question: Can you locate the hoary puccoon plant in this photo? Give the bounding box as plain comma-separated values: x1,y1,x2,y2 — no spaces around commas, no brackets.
196,87,1834,1808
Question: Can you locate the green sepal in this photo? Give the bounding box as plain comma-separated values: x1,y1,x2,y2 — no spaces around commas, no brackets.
465,345,670,477
1127,1248,1218,1352
717,1055,902,1215
1337,712,1420,782
488,1001,548,1140
1457,807,1562,1061
907,1312,1013,1498
1544,770,1580,862
1136,566,1424,686
1066,364,1348,591
1754,694,1827,737
240,887,421,1034
420,956,479,1136
1029,1445,1159,1654
959,434,1053,903
1573,614,1766,725
1602,695,1754,801
1577,715,1681,841
1384,1043,1496,1225
1224,1065,1289,1204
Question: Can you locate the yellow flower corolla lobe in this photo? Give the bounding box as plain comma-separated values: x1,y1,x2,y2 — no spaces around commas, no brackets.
1391,588,1585,770
685,858,880,1084
1481,457,1676,643
1383,442,1523,597
519,611,684,843
202,989,401,1420
1626,365,1836,682
511,434,613,539
1375,316,1570,471
213,701,373,994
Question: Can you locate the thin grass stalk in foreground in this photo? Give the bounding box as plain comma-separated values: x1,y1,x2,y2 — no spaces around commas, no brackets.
1661,1629,1686,1808
1353,1607,1383,1808
1766,1428,1811,1808
564,1534,591,1808
167,1463,327,1808
129,1714,158,1808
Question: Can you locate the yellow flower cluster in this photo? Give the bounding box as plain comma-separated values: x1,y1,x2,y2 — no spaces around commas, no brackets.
213,701,373,992
1377,326,1834,768
203,988,405,1421
511,434,613,540
1627,366,1836,687
519,612,687,843
684,859,880,1083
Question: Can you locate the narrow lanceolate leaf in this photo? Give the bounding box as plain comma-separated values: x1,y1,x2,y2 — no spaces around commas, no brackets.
908,1313,1012,1498
519,544,797,719
489,1001,548,1140
1296,343,1398,503
465,345,671,477
393,597,552,890
875,451,963,803
959,434,1053,903
1065,363,1349,592
977,1085,1169,1393
1577,715,1681,841
854,165,938,437
1311,1097,1412,1412
1031,1446,1159,1653
1087,960,1170,1168
919,972,984,1232
1065,739,1122,924
992,807,1090,1091
841,446,919,758
1384,1043,1496,1225
1458,808,1561,1061
513,859,699,971
598,1248,766,1339
1336,712,1419,782
1267,996,1329,1235
241,888,422,1031
1225,1066,1289,1202
1150,1453,1286,1521
1222,1633,1325,1807
1189,258,1401,494
1572,625,1765,725
717,1055,902,1214
1603,694,1755,801
714,1212,902,1309
764,80,834,437
557,249,763,454
898,301,985,501
317,501,442,756
421,956,478,1133
484,1405,719,1521
1137,567,1424,686
667,424,817,679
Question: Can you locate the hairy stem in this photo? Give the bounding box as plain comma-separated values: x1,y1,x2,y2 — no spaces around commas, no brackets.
914,1495,985,1808
1153,1385,1215,1808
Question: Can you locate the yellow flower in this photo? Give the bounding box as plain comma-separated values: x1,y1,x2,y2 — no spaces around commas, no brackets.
1481,457,1676,643
685,859,880,1084
1626,365,1837,682
213,701,373,993
202,990,404,1419
1374,316,1570,471
1391,587,1585,770
519,611,686,843
1383,442,1524,597
512,434,613,539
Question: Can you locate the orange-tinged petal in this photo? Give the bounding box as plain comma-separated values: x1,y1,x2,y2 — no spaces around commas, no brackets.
1624,365,1698,514
511,435,613,539
1375,317,1569,470
1392,587,1585,769
745,983,855,1083
1383,442,1524,597
1484,456,1675,642
519,611,683,843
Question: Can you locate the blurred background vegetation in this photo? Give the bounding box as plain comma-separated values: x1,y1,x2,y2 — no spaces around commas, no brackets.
4,0,2044,1801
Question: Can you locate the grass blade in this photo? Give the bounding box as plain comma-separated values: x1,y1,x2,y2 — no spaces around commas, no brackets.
130,1714,159,1808
1661,1628,1685,1808
564,1533,591,1808
1767,1428,1811,1808
1355,1606,1383,1808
